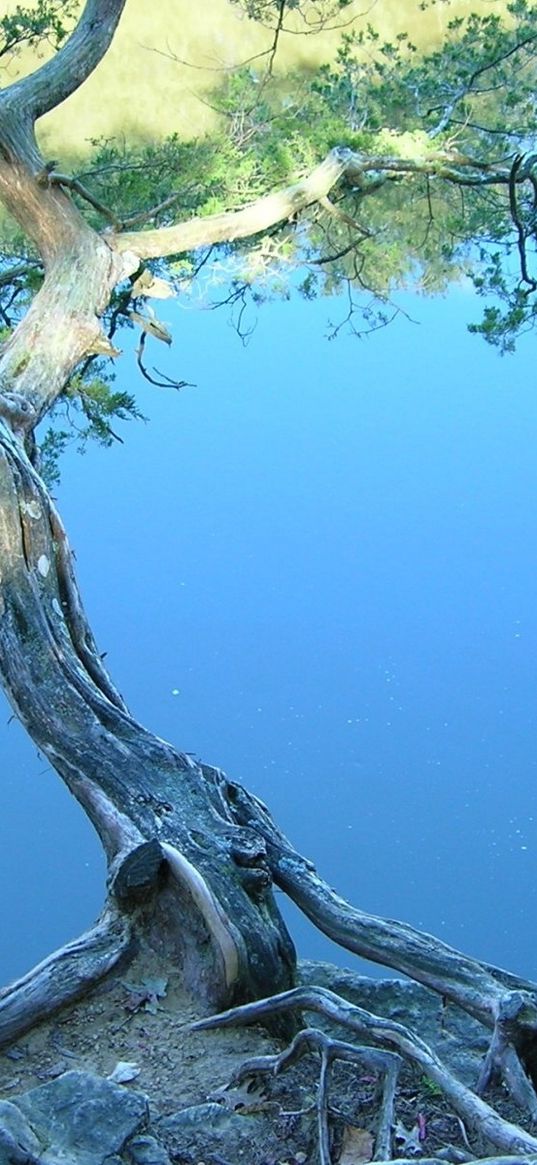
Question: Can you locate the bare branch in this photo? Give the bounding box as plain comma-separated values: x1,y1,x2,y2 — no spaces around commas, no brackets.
319,194,372,237
509,155,537,290
135,331,194,391
113,149,349,259
113,147,512,263
44,168,121,226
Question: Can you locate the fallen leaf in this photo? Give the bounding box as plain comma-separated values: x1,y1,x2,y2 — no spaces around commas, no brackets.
121,977,168,1014
210,1076,268,1112
339,1124,374,1164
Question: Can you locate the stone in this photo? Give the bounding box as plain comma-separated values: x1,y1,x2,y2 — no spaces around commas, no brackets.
127,1133,171,1164
158,1101,274,1163
299,961,489,1086
0,1099,40,1165
12,1070,148,1165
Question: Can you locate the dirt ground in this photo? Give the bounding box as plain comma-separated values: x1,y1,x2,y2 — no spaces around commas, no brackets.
0,950,531,1165
0,948,279,1115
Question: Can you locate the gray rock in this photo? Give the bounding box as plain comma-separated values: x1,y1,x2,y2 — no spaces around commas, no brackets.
158,1101,274,1162
0,1099,41,1165
11,1070,149,1165
299,961,489,1085
127,1134,171,1165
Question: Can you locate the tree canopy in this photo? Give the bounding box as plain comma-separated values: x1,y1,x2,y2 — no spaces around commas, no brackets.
1,0,537,474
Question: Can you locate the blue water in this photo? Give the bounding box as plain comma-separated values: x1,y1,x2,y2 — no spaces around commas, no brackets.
1,286,536,983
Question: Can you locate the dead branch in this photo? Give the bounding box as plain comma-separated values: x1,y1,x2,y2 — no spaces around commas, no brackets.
133,328,193,390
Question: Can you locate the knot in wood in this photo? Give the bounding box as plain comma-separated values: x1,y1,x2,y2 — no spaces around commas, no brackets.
240,866,273,901
111,838,164,906
0,391,37,432
230,830,268,868
230,831,272,900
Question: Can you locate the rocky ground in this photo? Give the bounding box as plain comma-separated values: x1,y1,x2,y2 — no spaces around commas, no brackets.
0,952,527,1165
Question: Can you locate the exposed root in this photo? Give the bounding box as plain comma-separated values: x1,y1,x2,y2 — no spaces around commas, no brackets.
370,1160,537,1165
0,909,133,1049
225,781,537,1114
216,1026,400,1165
192,986,537,1157
477,996,537,1121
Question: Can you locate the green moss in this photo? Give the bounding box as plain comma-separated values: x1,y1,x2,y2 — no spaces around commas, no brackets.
11,352,30,376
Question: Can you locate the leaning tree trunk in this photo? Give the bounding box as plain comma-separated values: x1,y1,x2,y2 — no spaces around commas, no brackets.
0,422,297,1039
0,109,297,1039
3,23,537,1124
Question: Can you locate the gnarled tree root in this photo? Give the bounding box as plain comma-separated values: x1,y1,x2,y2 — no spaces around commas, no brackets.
477,995,537,1121
225,781,537,1114
0,909,133,1049
192,985,537,1159
371,1159,537,1165
215,1027,401,1165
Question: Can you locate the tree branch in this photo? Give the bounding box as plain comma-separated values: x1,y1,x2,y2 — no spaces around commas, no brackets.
113,148,510,263
113,149,349,260
0,0,127,124
509,155,537,290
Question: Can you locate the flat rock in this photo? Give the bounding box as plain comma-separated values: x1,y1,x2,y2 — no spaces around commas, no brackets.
0,1098,41,1165
127,1134,171,1164
158,1101,277,1163
299,961,489,1085
11,1069,149,1165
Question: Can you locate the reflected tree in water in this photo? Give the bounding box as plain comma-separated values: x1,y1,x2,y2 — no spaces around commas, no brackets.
1,1,537,1160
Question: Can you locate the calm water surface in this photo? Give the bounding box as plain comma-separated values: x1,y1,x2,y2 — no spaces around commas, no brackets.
1,286,536,983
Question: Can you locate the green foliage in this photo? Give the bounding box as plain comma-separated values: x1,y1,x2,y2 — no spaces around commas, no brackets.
230,0,353,23
65,374,146,443
2,0,537,481
37,371,146,484
78,134,246,228
0,0,76,64
38,427,70,487
41,0,537,352
420,1075,443,1098
469,249,537,353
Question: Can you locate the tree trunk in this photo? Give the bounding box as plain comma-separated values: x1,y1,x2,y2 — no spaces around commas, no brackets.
0,425,296,1035
0,93,303,1040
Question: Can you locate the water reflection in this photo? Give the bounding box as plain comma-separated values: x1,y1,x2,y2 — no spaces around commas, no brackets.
1,285,536,984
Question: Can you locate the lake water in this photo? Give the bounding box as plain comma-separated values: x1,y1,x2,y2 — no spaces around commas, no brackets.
1,283,536,985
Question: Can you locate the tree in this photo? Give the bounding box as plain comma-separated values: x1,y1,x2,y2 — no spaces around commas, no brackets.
1,1,537,1161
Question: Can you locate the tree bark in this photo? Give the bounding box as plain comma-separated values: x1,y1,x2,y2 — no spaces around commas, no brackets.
2,17,537,1157
0,423,296,1018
